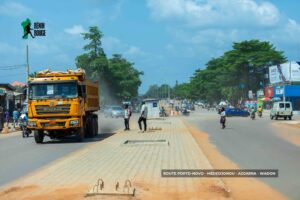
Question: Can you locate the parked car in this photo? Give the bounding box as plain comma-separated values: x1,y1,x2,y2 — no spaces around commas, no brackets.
187,103,195,111
110,106,124,118
270,101,293,120
196,102,205,108
103,106,113,117
225,107,250,117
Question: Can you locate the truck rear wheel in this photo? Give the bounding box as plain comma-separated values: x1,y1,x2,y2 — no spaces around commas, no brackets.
34,130,44,144
85,118,93,138
76,128,84,142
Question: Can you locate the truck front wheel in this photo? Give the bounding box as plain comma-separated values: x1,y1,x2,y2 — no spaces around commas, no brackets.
34,130,44,144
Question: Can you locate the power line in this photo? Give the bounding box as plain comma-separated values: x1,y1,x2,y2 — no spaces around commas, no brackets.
0,64,26,69
0,67,24,70
0,72,25,78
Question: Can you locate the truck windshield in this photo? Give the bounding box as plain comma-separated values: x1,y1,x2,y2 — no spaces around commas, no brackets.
29,82,78,100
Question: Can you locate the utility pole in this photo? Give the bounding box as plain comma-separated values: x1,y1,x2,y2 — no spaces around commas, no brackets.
26,45,29,105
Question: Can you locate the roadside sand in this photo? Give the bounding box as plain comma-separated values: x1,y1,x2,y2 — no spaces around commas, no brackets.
272,122,300,147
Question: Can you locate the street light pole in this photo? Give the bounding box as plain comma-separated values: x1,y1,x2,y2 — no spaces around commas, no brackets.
26,45,29,81
26,45,29,105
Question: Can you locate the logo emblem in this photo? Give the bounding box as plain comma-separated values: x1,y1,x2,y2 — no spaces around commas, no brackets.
21,18,35,39
21,18,46,39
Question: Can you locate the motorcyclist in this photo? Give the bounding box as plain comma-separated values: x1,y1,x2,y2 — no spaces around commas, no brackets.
160,106,167,117
257,106,263,117
250,107,256,119
19,112,29,137
220,107,226,129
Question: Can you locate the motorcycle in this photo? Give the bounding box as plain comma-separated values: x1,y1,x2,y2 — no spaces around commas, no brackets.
258,111,262,118
159,109,168,117
19,117,31,138
250,112,255,120
182,108,190,116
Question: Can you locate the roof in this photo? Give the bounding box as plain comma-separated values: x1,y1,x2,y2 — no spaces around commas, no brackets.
11,81,26,87
0,84,15,91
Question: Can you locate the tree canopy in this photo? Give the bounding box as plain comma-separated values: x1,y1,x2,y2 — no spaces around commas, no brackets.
144,39,286,105
189,39,287,104
75,26,143,103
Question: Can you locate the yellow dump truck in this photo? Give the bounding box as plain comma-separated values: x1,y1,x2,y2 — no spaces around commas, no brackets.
27,68,99,143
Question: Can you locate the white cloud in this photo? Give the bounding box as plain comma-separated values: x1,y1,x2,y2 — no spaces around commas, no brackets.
64,25,87,35
126,46,144,56
0,42,20,54
86,9,103,25
0,1,31,17
147,0,300,62
147,0,280,28
103,36,146,58
284,19,300,40
110,0,125,20
103,36,125,52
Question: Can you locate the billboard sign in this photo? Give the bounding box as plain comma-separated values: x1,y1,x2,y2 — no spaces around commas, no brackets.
264,86,274,98
269,61,300,84
275,86,284,96
290,61,300,82
269,66,281,84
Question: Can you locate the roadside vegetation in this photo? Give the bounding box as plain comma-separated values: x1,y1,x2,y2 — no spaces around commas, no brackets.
145,40,286,104
76,26,143,104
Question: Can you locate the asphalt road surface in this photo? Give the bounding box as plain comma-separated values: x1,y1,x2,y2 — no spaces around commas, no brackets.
0,113,124,187
186,108,300,200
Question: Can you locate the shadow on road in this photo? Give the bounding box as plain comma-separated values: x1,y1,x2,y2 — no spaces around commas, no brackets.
43,133,115,144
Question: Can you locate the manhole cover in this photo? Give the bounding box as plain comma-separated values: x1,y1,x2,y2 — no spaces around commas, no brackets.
123,139,169,146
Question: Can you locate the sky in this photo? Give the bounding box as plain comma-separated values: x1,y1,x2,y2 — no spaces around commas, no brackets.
1,0,300,93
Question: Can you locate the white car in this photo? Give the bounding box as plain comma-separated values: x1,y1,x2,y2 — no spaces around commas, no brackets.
270,101,293,120
196,102,204,107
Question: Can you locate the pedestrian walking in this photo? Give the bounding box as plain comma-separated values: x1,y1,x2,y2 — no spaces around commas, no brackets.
0,106,3,131
220,107,226,129
124,104,131,131
138,101,148,132
4,110,9,127
13,109,19,128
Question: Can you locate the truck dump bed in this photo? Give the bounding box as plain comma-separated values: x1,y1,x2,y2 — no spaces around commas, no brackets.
85,80,99,112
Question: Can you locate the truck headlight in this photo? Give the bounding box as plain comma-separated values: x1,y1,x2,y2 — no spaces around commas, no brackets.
69,120,79,126
28,121,37,127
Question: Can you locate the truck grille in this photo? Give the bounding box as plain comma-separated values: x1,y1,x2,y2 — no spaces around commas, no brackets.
35,104,71,114
41,122,66,127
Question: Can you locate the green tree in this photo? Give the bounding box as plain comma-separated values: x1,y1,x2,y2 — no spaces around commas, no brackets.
29,72,37,78
189,40,286,105
76,26,109,81
76,27,143,103
145,85,160,98
173,83,191,99
107,54,143,100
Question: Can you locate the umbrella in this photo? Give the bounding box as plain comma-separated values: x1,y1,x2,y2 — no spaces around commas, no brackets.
272,97,281,101
261,97,271,101
219,101,227,106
